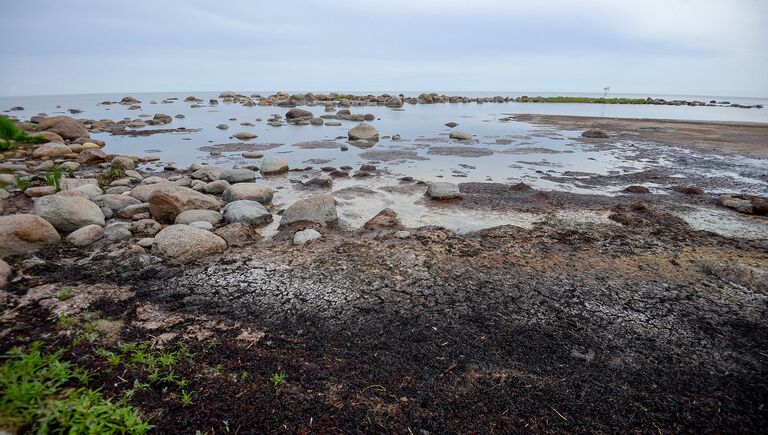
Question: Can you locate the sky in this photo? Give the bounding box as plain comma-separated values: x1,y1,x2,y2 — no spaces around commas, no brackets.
1,0,766,97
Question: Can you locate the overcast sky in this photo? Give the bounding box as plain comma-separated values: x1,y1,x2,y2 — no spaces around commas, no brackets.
1,0,766,97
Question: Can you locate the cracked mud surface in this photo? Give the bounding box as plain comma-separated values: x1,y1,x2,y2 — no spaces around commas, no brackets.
3,197,767,433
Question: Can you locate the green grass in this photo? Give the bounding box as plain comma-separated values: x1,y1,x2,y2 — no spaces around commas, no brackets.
270,372,286,386
0,117,48,151
514,96,648,104
55,288,73,301
0,342,152,434
44,165,63,191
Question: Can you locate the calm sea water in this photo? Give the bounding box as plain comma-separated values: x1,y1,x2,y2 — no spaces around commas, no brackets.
2,91,767,234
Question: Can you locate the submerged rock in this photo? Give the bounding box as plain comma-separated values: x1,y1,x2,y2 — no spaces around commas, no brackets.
449,131,472,140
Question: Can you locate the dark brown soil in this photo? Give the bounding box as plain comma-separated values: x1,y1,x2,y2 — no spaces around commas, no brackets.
3,194,767,433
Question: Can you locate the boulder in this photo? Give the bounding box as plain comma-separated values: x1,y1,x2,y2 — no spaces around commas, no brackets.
190,221,214,231
285,108,313,120
385,96,403,107
232,132,258,141
293,229,321,245
148,184,220,223
130,181,175,202
204,180,230,194
280,193,337,227
65,224,105,247
222,183,274,204
218,168,256,184
581,129,609,139
348,123,379,141
175,209,224,226
111,156,135,170
33,142,72,158
0,214,61,258
426,182,462,200
242,151,263,159
214,223,261,247
131,219,163,236
37,116,89,140
260,157,289,175
98,194,142,212
223,200,272,225
0,258,11,288
153,225,227,262
25,186,57,197
34,195,105,232
364,208,402,230
77,148,109,165
449,131,472,140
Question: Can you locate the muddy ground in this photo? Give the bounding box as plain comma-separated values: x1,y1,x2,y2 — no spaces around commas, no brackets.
3,186,767,433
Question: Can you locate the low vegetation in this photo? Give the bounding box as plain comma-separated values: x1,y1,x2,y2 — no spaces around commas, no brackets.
0,117,47,151
0,342,152,434
515,96,648,104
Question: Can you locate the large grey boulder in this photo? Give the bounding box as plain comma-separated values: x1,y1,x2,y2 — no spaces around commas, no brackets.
426,182,463,200
223,200,272,225
348,123,379,141
97,194,142,212
218,168,256,184
280,193,337,227
34,195,105,232
0,214,61,258
222,183,274,204
148,184,220,223
153,225,227,262
285,108,313,120
232,132,258,141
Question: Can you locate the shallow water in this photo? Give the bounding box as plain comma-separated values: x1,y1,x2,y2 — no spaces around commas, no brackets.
3,92,767,236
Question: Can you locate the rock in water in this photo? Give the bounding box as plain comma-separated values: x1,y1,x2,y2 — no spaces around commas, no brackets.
260,157,289,175
280,193,338,227
0,214,61,258
293,229,321,245
348,123,379,142
232,132,258,141
34,195,105,232
37,116,89,140
581,129,609,138
449,131,472,140
148,184,220,223
426,182,463,200
223,200,272,225
153,225,227,262
285,108,313,120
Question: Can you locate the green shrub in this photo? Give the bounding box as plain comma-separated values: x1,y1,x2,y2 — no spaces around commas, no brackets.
0,342,152,434
44,165,63,191
0,117,48,151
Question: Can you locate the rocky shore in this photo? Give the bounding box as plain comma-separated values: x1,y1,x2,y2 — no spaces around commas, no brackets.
1,98,767,432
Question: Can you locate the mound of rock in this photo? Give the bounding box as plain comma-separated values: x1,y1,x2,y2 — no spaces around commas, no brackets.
260,157,289,175
148,185,220,223
0,214,61,258
34,195,105,232
280,193,337,227
581,129,609,138
426,182,463,200
222,183,274,204
37,116,89,140
223,200,272,225
153,225,227,262
348,123,379,142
